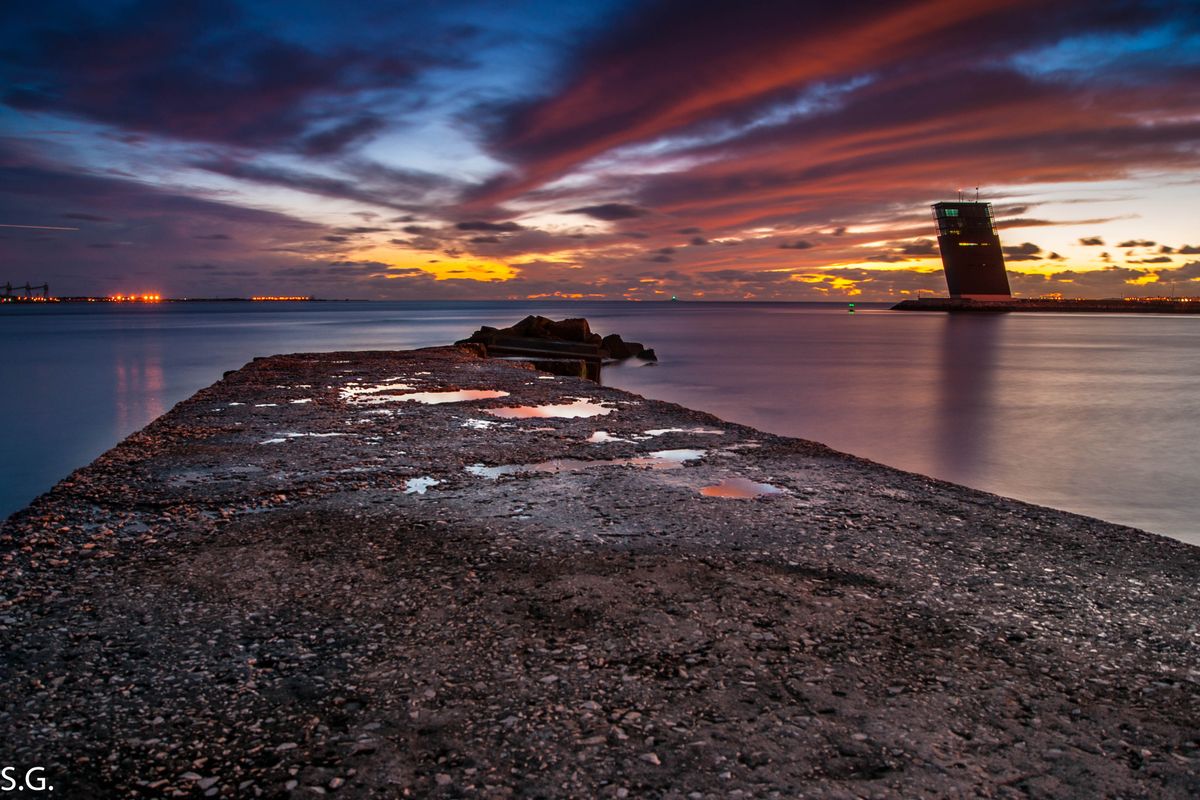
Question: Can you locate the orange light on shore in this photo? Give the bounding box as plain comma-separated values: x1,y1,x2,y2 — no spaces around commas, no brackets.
251,295,311,301
108,293,161,302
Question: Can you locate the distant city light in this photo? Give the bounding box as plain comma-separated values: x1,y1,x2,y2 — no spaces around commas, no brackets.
108,294,161,302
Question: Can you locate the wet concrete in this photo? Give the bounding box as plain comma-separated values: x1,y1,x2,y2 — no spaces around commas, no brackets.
1,346,1198,798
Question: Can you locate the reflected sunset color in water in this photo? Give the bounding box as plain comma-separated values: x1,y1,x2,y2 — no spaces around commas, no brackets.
699,478,785,499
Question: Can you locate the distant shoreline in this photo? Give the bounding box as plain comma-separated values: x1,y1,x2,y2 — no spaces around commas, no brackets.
6,296,1200,310
0,296,327,304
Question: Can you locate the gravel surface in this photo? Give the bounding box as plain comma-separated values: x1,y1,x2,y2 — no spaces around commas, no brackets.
2,346,1198,799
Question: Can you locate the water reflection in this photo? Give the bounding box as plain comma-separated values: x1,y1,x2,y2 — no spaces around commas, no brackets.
390,389,509,404
933,314,1001,483
699,477,784,499
404,477,441,494
466,449,705,478
486,398,614,419
115,341,164,433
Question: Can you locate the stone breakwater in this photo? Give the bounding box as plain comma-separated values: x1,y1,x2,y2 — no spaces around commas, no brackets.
1,346,1198,799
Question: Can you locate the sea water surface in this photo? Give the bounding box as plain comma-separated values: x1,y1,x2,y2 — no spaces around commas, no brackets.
2,301,1198,544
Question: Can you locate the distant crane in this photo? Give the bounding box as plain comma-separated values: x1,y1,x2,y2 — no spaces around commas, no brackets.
3,282,50,299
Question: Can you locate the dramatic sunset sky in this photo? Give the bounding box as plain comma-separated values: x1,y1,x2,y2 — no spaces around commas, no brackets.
2,0,1198,301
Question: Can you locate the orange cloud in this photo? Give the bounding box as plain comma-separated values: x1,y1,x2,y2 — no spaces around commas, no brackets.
352,245,516,282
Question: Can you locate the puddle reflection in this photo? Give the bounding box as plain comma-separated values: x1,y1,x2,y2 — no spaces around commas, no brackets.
340,382,415,401
699,477,783,499
404,476,440,494
388,389,509,405
259,432,349,444
587,430,629,443
486,398,613,419
467,449,704,479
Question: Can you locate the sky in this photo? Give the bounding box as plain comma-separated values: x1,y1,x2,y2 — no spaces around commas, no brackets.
1,0,1198,301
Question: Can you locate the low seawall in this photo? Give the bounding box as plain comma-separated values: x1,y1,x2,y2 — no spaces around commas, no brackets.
2,346,1198,797
893,297,1200,313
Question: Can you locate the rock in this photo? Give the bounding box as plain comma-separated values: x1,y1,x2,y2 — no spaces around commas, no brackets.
458,316,602,347
600,334,634,359
545,317,598,344
458,317,653,361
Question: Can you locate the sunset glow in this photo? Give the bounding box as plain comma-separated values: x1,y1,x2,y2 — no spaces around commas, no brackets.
2,1,1198,301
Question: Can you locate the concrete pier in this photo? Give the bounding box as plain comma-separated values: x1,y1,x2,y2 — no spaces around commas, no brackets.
2,347,1198,798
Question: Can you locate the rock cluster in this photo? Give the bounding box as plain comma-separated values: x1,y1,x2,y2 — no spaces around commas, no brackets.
458,315,657,361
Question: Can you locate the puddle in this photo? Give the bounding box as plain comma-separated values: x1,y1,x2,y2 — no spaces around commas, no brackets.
392,389,509,404
699,477,783,499
259,432,349,444
650,448,706,463
462,419,499,430
586,428,722,443
466,449,704,479
291,398,313,404
342,388,509,405
254,403,278,408
486,398,613,419
404,477,440,495
228,402,245,406
339,382,415,401
587,430,630,444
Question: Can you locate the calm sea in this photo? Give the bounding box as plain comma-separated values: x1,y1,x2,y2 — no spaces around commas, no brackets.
2,301,1197,544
